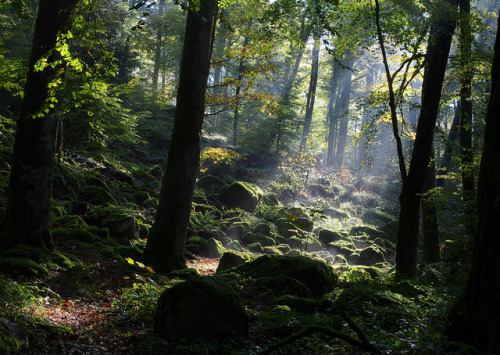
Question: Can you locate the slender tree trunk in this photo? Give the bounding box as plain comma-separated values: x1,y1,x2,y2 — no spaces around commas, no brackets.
358,66,375,168
143,0,217,273
422,147,441,263
459,0,476,239
299,39,320,152
445,15,500,350
152,0,165,100
232,35,250,146
275,35,308,154
1,0,78,249
396,0,458,277
436,104,460,187
326,60,341,165
334,59,354,168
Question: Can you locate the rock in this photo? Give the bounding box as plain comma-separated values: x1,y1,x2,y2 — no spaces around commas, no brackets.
101,213,139,243
276,244,291,254
201,238,225,258
261,193,282,206
220,181,263,212
269,295,318,313
226,224,245,239
323,208,349,219
83,186,117,205
196,175,227,193
0,318,22,352
169,268,200,280
216,251,249,273
358,246,386,266
318,229,343,245
361,208,394,225
234,255,337,296
241,276,311,300
379,220,399,243
244,232,275,247
254,222,273,236
308,184,331,198
349,226,388,241
279,188,295,203
227,240,245,252
247,243,263,253
154,277,248,340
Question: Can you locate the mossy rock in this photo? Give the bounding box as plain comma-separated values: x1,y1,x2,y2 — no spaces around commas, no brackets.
169,268,200,280
83,186,117,206
0,258,49,277
318,229,343,245
154,277,248,340
261,193,282,206
143,197,159,209
253,222,274,236
361,208,394,226
275,218,296,235
220,181,263,212
234,255,337,296
328,239,356,255
85,175,108,189
186,235,208,254
226,224,245,240
51,227,97,243
196,175,227,194
101,213,139,243
193,204,222,220
0,318,22,353
242,275,311,300
349,226,388,241
269,295,319,313
216,251,249,273
390,280,425,298
323,208,350,220
149,165,163,179
227,240,245,252
133,190,150,204
201,238,225,258
244,232,275,247
247,243,263,253
358,246,386,266
276,244,291,254
379,220,399,243
116,245,143,260
262,246,282,255
52,215,89,229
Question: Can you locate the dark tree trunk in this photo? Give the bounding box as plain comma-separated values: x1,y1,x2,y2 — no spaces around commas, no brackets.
445,15,500,350
436,105,460,187
459,0,476,239
422,148,441,263
152,0,165,100
396,0,457,277
358,66,375,168
299,39,320,152
143,0,217,273
232,35,250,146
1,0,78,249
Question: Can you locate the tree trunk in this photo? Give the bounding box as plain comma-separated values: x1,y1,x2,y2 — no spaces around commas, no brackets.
358,66,375,168
396,0,458,277
1,0,78,249
232,35,250,146
436,105,460,187
299,39,320,152
143,0,217,273
459,0,476,239
326,60,341,165
152,0,165,100
445,15,500,350
422,147,441,263
333,59,354,168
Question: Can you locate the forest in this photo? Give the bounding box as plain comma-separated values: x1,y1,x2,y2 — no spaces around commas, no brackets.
0,0,499,353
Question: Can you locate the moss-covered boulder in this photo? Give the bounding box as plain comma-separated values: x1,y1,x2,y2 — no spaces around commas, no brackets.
154,277,248,340
196,175,227,194
220,181,263,212
379,220,399,243
216,251,249,273
323,208,349,220
244,232,275,247
234,255,337,296
0,318,22,353
349,226,388,241
247,243,263,253
269,295,319,313
358,246,386,266
201,238,224,258
101,213,139,243
361,208,394,225
227,240,245,252
241,276,311,301
83,186,117,206
318,229,343,245
261,193,281,206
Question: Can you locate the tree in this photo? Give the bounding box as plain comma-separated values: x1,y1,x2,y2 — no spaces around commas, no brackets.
143,0,218,273
445,14,500,351
1,0,79,248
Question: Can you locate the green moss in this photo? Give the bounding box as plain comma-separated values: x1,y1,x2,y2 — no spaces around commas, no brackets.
245,232,275,247
216,251,249,273
247,243,263,253
201,238,224,258
269,295,318,313
227,240,244,252
51,227,97,243
169,268,200,279
52,215,89,229
220,181,264,212
0,257,49,277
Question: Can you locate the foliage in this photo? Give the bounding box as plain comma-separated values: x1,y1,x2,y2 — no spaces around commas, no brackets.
199,147,245,174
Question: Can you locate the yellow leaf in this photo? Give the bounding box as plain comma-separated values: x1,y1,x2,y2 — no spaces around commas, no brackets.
126,257,134,265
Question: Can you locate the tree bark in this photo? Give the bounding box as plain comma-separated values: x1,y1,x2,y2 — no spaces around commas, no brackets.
436,105,460,187
152,0,165,100
326,60,341,166
1,0,78,249
422,147,441,263
143,0,217,273
333,60,354,168
232,35,250,146
395,0,458,277
445,14,500,350
458,0,476,239
299,39,320,152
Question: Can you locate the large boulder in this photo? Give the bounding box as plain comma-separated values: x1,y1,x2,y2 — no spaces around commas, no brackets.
318,229,343,245
234,255,337,296
216,251,249,273
196,175,227,194
154,277,248,340
220,181,263,212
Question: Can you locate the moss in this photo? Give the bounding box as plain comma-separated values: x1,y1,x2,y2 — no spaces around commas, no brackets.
0,319,22,353
220,181,264,212
143,197,159,209
169,268,200,279
242,276,311,300
244,232,275,247
52,215,89,229
227,240,244,252
196,175,227,193
269,295,319,313
51,228,97,243
0,257,49,277
149,165,163,179
216,251,249,273
116,245,143,260
318,229,343,244
247,243,263,253
262,246,282,255
349,225,388,241
83,186,117,206
276,244,291,254
201,238,224,258
133,190,150,204
85,175,108,189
